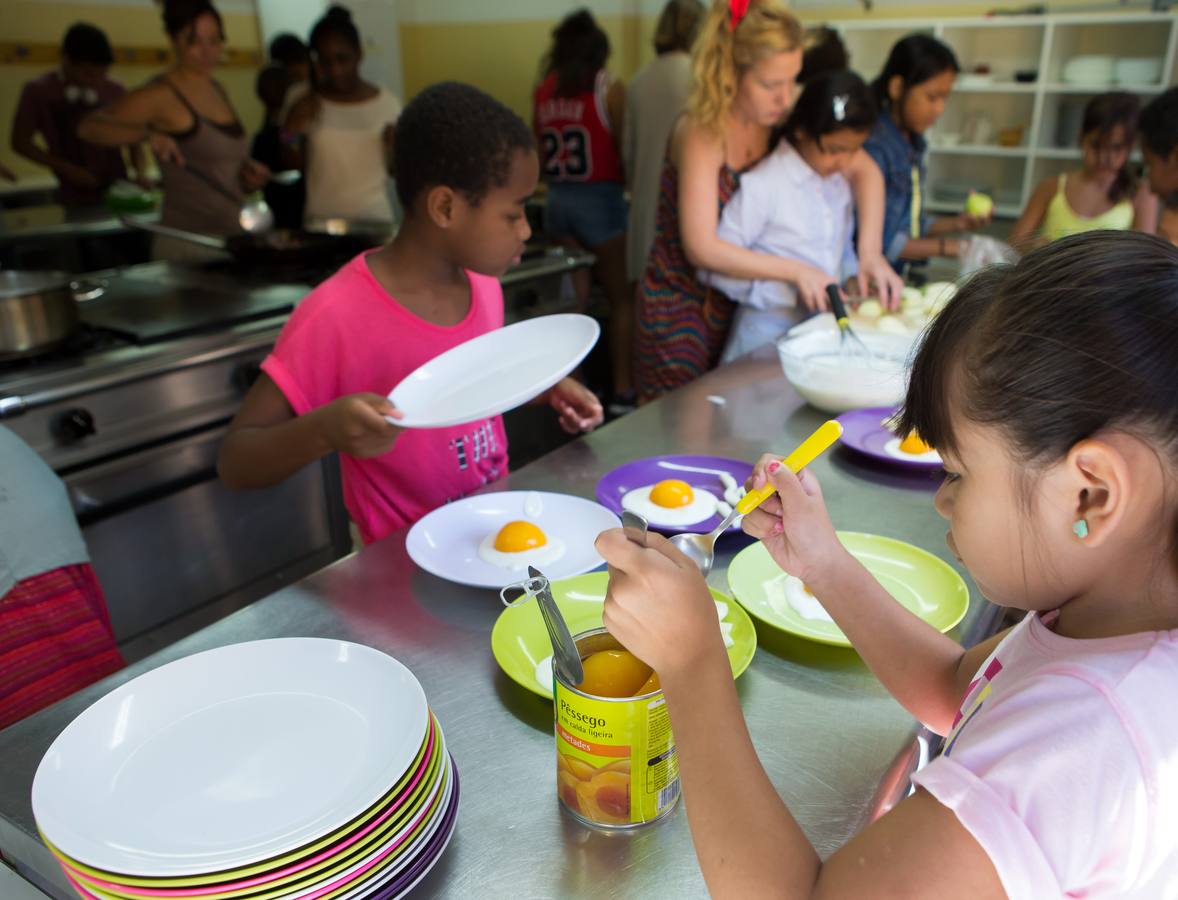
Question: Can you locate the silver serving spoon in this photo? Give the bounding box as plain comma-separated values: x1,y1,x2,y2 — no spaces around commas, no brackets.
668,420,845,576
184,164,275,234
500,567,583,686
621,510,648,547
268,169,302,186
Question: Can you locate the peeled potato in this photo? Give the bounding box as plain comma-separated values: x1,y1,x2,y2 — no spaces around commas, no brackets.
856,299,883,320
877,314,909,335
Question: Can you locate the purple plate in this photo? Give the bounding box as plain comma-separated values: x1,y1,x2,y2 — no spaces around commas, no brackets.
837,407,943,471
369,756,460,900
595,455,753,534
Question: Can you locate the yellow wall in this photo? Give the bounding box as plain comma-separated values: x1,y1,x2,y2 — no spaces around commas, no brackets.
399,14,653,125
1,1,263,183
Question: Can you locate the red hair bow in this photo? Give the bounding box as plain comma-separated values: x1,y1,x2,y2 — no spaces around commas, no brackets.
729,0,751,30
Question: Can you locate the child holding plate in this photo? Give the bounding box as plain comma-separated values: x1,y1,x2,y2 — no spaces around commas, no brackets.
598,231,1178,897
218,83,601,544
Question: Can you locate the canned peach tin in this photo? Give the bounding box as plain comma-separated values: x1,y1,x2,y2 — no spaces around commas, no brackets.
553,628,681,829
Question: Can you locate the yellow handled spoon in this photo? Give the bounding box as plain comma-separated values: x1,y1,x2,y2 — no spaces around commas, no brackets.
668,420,844,576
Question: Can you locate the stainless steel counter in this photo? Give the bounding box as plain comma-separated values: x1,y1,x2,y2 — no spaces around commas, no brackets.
0,346,999,899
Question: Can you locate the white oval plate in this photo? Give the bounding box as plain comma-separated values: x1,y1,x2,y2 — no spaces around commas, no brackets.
33,639,429,877
405,490,620,588
388,314,600,429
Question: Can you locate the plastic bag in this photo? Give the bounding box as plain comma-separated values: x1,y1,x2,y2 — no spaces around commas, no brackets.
959,235,1018,276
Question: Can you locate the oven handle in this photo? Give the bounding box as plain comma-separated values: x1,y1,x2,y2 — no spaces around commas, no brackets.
73,464,219,526
0,330,279,419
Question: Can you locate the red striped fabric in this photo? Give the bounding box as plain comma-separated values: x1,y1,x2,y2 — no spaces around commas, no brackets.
634,150,739,403
0,565,124,731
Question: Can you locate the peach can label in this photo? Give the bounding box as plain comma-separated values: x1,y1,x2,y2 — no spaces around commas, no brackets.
554,687,680,827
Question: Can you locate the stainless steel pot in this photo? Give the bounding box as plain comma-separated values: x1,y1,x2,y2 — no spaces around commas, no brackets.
0,270,105,360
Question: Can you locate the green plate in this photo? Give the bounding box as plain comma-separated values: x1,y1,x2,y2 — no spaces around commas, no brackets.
491,571,757,699
727,531,969,647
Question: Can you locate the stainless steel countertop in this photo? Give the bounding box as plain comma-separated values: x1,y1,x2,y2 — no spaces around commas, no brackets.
0,346,999,899
0,206,160,243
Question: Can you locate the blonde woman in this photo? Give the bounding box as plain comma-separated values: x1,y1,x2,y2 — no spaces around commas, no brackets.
633,0,899,402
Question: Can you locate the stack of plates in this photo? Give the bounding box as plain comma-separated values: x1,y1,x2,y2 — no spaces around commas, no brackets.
1062,55,1114,86
33,639,458,900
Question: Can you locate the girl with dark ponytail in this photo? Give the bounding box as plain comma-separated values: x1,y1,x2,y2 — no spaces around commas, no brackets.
862,33,989,268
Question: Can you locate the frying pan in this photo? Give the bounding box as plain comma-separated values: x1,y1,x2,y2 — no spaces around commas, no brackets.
120,217,387,266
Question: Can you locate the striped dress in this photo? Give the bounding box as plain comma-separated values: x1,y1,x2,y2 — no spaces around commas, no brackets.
634,153,739,402
0,565,124,730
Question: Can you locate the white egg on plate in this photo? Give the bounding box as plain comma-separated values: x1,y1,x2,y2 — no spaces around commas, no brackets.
882,436,942,465
620,479,719,526
781,574,835,623
476,520,566,570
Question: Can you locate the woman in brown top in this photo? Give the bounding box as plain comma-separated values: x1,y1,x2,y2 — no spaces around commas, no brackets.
79,0,269,261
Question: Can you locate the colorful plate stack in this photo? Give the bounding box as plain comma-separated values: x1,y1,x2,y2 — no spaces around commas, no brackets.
32,639,458,900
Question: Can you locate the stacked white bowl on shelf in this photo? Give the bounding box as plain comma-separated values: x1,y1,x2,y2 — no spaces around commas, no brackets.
32,639,458,900
1062,55,1115,86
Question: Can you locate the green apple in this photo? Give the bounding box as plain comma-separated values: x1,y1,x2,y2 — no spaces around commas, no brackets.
965,192,994,218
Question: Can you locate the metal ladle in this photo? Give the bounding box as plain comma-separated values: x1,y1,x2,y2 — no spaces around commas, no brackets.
500,566,583,686
668,419,845,576
184,165,274,234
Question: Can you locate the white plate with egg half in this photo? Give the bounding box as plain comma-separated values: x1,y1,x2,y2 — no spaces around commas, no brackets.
406,490,621,588
387,314,600,429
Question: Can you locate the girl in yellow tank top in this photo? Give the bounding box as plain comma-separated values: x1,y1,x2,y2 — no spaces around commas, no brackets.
1010,92,1156,247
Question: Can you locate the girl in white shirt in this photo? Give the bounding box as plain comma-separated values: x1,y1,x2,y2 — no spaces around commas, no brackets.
283,6,401,225
701,69,878,363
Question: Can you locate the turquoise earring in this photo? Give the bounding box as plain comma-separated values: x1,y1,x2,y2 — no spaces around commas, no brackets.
1072,519,1089,540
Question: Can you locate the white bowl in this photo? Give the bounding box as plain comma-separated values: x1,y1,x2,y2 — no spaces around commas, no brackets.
1114,57,1162,85
777,328,916,414
1063,55,1115,85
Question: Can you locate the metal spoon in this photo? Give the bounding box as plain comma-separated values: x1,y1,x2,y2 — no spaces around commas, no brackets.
621,510,648,547
499,567,583,686
268,169,302,186
183,165,274,234
668,419,845,576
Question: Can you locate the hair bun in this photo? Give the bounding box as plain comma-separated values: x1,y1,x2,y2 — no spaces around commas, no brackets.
325,5,353,22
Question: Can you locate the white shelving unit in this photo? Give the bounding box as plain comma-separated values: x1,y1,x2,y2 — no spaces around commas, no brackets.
830,11,1178,219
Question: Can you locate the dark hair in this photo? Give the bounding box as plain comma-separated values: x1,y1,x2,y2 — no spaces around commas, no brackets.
255,63,289,110
394,81,535,209
159,0,224,41
310,5,360,54
542,9,610,98
268,32,308,66
782,69,877,147
1079,92,1139,204
871,33,959,112
1139,87,1178,160
899,231,1178,513
62,23,114,66
799,25,848,83
653,0,705,55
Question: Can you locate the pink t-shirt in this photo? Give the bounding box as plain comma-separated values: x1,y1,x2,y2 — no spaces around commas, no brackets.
263,252,509,544
913,611,1178,899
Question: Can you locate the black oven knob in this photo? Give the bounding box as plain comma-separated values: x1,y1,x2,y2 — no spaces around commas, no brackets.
53,408,96,444
232,361,263,393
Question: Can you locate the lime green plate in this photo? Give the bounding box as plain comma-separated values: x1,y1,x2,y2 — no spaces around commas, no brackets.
491,571,757,699
727,531,969,648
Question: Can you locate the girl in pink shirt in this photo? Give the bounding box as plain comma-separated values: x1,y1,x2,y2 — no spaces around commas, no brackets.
597,230,1178,898
218,82,602,544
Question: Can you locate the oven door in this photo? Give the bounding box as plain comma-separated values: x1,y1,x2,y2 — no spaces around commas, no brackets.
66,423,351,643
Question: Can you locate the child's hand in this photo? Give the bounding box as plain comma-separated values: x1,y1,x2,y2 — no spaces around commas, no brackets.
741,457,847,588
792,263,836,312
856,255,903,311
544,378,603,433
596,529,727,681
320,394,403,458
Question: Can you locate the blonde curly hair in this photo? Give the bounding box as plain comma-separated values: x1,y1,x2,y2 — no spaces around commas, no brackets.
688,0,803,134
